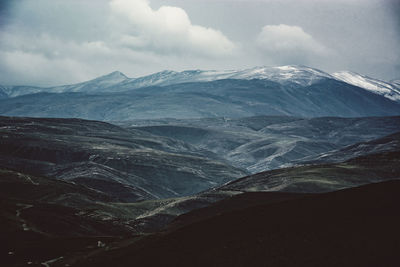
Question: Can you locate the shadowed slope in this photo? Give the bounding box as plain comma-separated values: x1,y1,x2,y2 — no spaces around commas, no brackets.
78,180,400,267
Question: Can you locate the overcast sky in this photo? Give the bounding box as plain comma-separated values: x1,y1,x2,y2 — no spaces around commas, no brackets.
0,0,399,86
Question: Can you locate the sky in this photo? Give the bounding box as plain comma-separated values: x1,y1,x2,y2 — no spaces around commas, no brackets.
0,0,399,86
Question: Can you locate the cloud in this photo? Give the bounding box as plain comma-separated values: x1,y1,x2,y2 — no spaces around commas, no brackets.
256,24,332,65
0,50,89,86
0,0,236,86
109,0,235,57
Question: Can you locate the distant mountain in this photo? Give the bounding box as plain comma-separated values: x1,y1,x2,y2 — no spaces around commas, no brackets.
1,78,400,120
1,66,400,121
50,71,129,94
1,71,129,97
115,65,333,90
0,87,8,99
1,65,399,101
332,71,400,101
0,65,333,97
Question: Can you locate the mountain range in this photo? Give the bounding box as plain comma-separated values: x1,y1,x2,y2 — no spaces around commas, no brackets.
1,65,400,99
0,66,400,120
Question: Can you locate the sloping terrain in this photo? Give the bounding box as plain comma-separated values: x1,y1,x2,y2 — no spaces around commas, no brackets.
75,180,400,267
221,150,400,193
0,71,129,97
1,130,400,266
0,116,245,201
109,139,400,234
298,131,400,164
0,168,133,266
3,151,398,266
127,116,400,173
0,87,7,99
333,71,400,101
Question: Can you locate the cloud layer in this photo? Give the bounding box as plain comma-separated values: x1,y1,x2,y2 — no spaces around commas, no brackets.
256,24,332,65
1,0,397,86
110,0,235,57
0,0,236,86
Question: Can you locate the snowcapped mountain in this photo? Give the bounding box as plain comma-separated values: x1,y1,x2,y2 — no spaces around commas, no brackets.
391,79,400,88
2,71,129,97
332,71,400,102
1,65,400,103
51,71,129,94
0,65,335,97
117,65,333,90
0,86,9,99
229,65,333,86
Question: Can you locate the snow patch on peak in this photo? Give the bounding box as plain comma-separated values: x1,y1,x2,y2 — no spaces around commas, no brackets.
391,79,400,88
275,65,298,71
91,71,129,85
119,65,334,89
103,71,128,79
230,65,332,86
332,71,400,102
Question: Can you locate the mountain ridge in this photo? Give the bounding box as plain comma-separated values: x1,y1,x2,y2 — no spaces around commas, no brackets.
1,65,399,102
1,78,400,120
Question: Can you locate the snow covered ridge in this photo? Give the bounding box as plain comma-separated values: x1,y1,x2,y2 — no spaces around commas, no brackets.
119,65,334,88
332,71,400,102
124,65,400,102
1,65,400,102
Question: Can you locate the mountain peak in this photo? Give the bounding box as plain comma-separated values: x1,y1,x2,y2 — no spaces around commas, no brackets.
101,71,128,79
86,71,129,86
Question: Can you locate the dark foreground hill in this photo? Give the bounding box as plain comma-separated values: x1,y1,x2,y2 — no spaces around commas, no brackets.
0,168,133,266
76,180,400,267
1,148,399,266
120,148,400,233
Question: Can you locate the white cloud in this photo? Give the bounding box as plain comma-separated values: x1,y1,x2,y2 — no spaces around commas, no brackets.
109,0,236,57
256,24,332,65
0,50,89,86
0,0,237,86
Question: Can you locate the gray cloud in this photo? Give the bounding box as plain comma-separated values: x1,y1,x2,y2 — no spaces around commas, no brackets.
0,0,238,86
0,0,398,86
110,0,236,57
255,24,333,66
